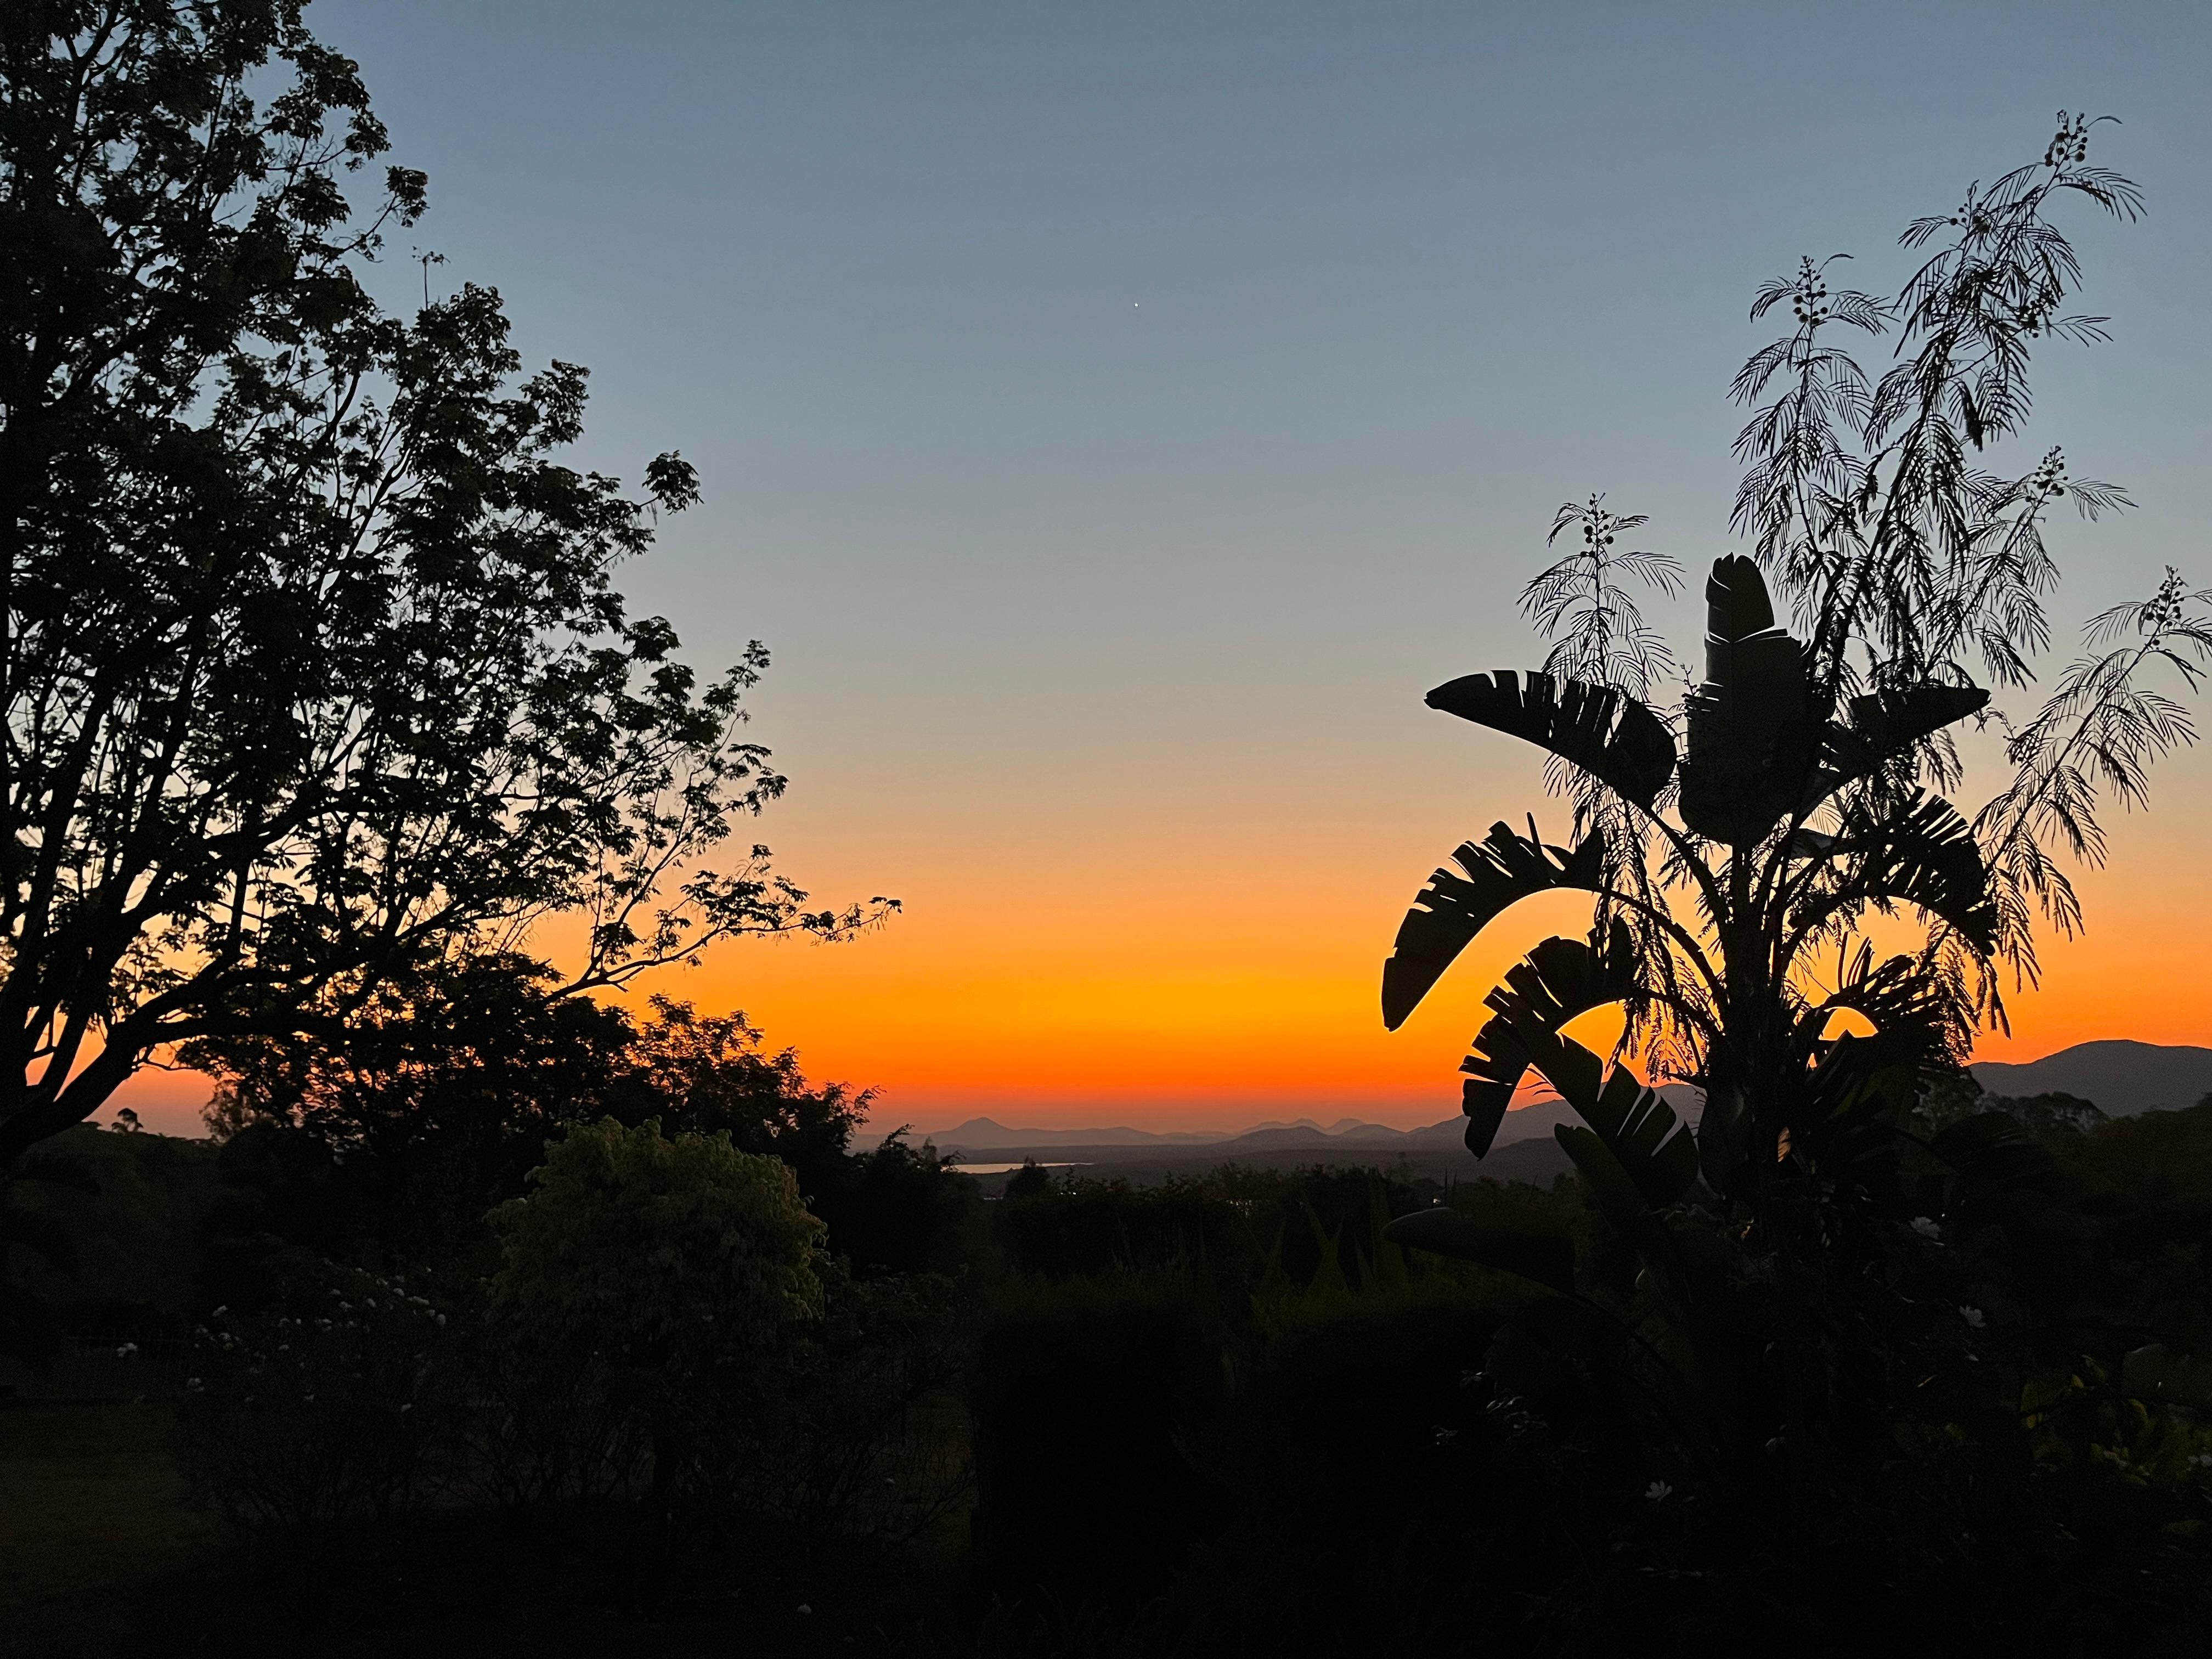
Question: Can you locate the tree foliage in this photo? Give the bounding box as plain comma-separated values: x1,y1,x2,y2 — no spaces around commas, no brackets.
186,952,975,1275
0,3,889,1167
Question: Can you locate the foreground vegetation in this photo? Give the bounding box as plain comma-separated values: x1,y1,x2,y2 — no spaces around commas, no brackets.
3,1083,2210,1655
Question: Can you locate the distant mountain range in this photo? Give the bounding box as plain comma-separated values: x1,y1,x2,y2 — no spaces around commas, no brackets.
1971,1040,2212,1118
917,1088,1698,1159
915,1043,2212,1159
915,1115,1460,1153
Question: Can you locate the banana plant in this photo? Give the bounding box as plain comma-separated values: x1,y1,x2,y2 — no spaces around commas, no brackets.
1383,121,2212,1328
1383,124,2212,1459
1383,554,1994,1231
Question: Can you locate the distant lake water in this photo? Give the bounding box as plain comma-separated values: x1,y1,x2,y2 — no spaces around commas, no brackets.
953,1161,1087,1176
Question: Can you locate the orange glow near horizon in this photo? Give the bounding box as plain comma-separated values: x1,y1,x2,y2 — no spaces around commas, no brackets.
103,756,2212,1141
668,774,2212,1126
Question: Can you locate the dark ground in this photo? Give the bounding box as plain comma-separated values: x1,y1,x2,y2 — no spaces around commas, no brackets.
0,1358,964,1658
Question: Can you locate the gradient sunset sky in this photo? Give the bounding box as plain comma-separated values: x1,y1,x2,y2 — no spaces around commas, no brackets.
119,1,2212,1135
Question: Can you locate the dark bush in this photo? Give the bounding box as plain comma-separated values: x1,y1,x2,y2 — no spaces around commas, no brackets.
969,1277,1224,1597
995,1177,1253,1278
1002,1158,1053,1200
1188,1290,1549,1650
174,1122,975,1596
176,1255,453,1530
815,1130,984,1276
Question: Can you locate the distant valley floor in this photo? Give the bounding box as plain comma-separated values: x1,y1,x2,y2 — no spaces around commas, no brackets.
944,1133,1572,1192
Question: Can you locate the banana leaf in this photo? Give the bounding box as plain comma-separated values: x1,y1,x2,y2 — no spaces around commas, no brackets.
1457,923,1639,1156
1678,555,1826,847
1838,793,2001,952
1381,1206,1576,1295
1463,956,1705,1218
1500,1014,1699,1212
1801,949,1956,1066
1824,682,1991,785
1571,1064,1701,1209
1788,1029,1923,1186
1425,670,1676,809
1554,1124,1654,1241
1381,819,1607,1031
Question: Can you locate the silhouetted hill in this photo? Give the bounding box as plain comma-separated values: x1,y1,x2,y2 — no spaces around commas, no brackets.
919,1086,1707,1161
921,1113,1513,1156
1972,1041,2212,1118
916,1114,1443,1153
917,1117,1233,1149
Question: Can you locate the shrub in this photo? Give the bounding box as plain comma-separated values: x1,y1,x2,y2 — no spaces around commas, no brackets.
177,1255,452,1530
691,1266,973,1549
490,1116,825,1362
814,1128,983,1275
969,1277,1224,1596
484,1118,828,1519
995,1176,1252,1278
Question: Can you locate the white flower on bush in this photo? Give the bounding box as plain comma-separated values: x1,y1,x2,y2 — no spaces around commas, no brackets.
1645,1480,1673,1503
1959,1306,1985,1329
1910,1216,1942,1241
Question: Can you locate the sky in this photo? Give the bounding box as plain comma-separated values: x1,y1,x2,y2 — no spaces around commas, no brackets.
114,1,2212,1135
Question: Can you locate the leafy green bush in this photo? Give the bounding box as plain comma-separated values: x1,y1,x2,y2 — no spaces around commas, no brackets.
179,1121,972,1572
490,1116,826,1359
485,1118,826,1511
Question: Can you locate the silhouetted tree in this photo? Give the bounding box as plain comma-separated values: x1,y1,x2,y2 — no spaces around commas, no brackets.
1002,1158,1052,1200
1383,116,2208,1231
190,963,961,1272
190,952,639,1257
0,3,890,1172
595,996,970,1274
625,997,872,1205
